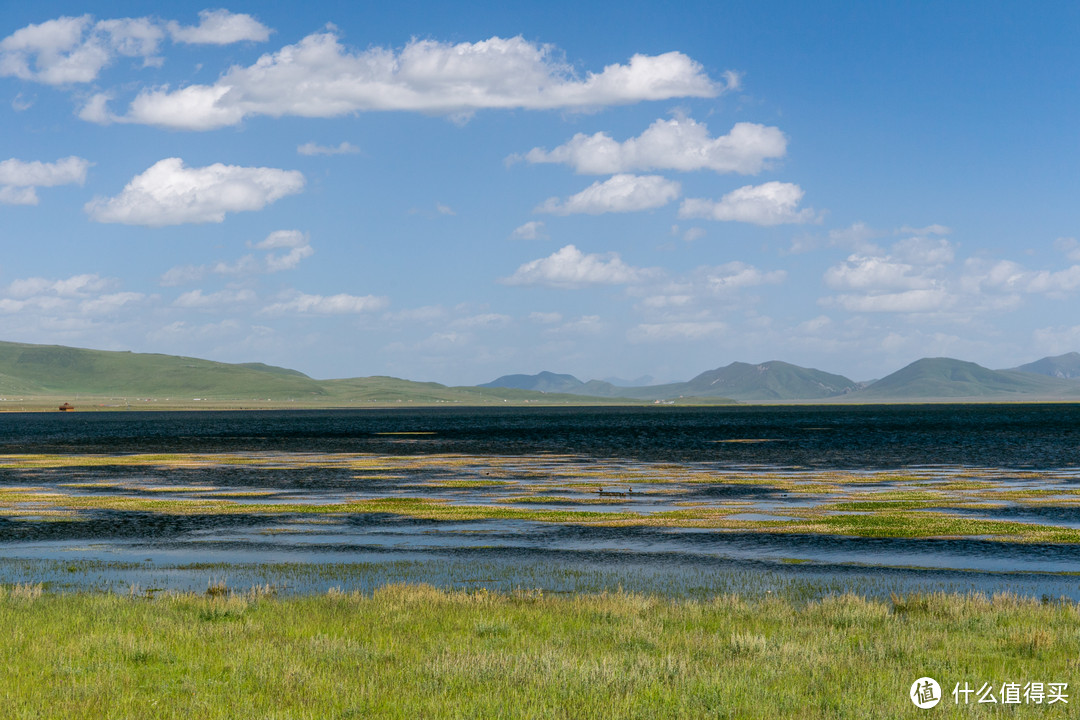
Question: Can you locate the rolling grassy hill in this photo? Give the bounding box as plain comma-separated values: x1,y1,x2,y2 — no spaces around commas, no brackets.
1011,352,1080,379
0,341,634,407
851,357,1080,400
6,340,1080,408
480,362,854,402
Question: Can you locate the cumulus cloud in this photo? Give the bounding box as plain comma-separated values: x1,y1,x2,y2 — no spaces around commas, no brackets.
704,262,787,291
7,273,111,298
85,158,304,226
821,232,956,313
1055,237,1080,262
529,311,562,324
1,12,272,88
824,255,937,292
250,230,314,271
679,181,817,225
827,289,952,313
167,10,271,45
628,321,727,342
79,291,144,315
0,156,90,205
511,221,547,240
0,186,38,205
501,244,647,288
104,31,723,129
522,118,786,175
631,261,785,312
536,174,680,215
160,230,314,285
0,273,145,323
297,141,360,156
383,305,447,323
962,259,1080,297
450,313,512,329
173,288,256,308
261,292,389,315
0,15,163,85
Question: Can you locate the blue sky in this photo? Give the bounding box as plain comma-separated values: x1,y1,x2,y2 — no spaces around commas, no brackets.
2,1,1079,384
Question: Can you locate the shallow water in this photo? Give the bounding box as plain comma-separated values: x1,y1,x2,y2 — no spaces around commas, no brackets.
2,406,1080,598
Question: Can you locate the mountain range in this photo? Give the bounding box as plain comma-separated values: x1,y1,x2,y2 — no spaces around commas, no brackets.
483,353,1080,402
3,339,1080,406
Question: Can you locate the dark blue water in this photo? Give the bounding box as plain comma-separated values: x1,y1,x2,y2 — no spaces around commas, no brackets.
3,404,1079,468
2,405,1080,598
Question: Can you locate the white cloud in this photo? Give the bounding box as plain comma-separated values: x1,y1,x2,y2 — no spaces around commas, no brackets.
511,221,547,240
897,224,950,236
167,10,271,45
824,255,936,292
251,230,314,271
529,311,562,324
829,222,883,252
297,141,361,156
1055,237,1080,262
383,305,447,323
12,92,34,111
640,294,692,308
798,315,833,333
159,265,207,287
547,315,604,336
450,313,512,329
173,288,256,309
262,292,389,315
628,321,727,342
0,156,90,205
704,262,787,291
7,273,110,298
0,15,163,85
501,244,646,288
79,291,144,315
629,261,784,313
1033,324,1080,355
962,259,1080,297
252,230,307,250
523,118,786,175
108,32,723,129
828,289,952,313
85,158,304,226
891,236,955,265
0,186,39,205
679,181,818,226
537,174,680,215
160,231,313,285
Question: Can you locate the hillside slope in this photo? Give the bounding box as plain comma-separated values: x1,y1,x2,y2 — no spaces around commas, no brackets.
853,357,1080,399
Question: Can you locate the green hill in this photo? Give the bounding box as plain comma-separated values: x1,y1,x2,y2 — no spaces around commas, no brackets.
0,341,327,399
574,361,854,402
0,341,636,407
852,358,1080,400
677,361,859,401
1011,352,1080,379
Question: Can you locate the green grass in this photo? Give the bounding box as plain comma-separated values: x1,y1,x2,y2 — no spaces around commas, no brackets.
1,584,1077,718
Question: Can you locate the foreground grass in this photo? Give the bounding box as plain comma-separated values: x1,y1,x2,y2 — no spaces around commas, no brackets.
2,585,1077,718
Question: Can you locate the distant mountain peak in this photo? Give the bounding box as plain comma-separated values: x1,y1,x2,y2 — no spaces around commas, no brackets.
1011,352,1080,379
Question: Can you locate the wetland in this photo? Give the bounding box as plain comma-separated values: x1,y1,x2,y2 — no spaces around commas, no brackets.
2,405,1079,600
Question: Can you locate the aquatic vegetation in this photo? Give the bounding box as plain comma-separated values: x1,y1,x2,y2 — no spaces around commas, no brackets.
4,451,1080,548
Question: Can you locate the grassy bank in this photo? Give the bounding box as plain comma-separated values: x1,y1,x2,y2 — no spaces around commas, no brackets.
2,584,1077,718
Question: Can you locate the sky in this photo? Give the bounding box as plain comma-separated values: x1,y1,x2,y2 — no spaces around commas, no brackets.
2,1,1079,385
